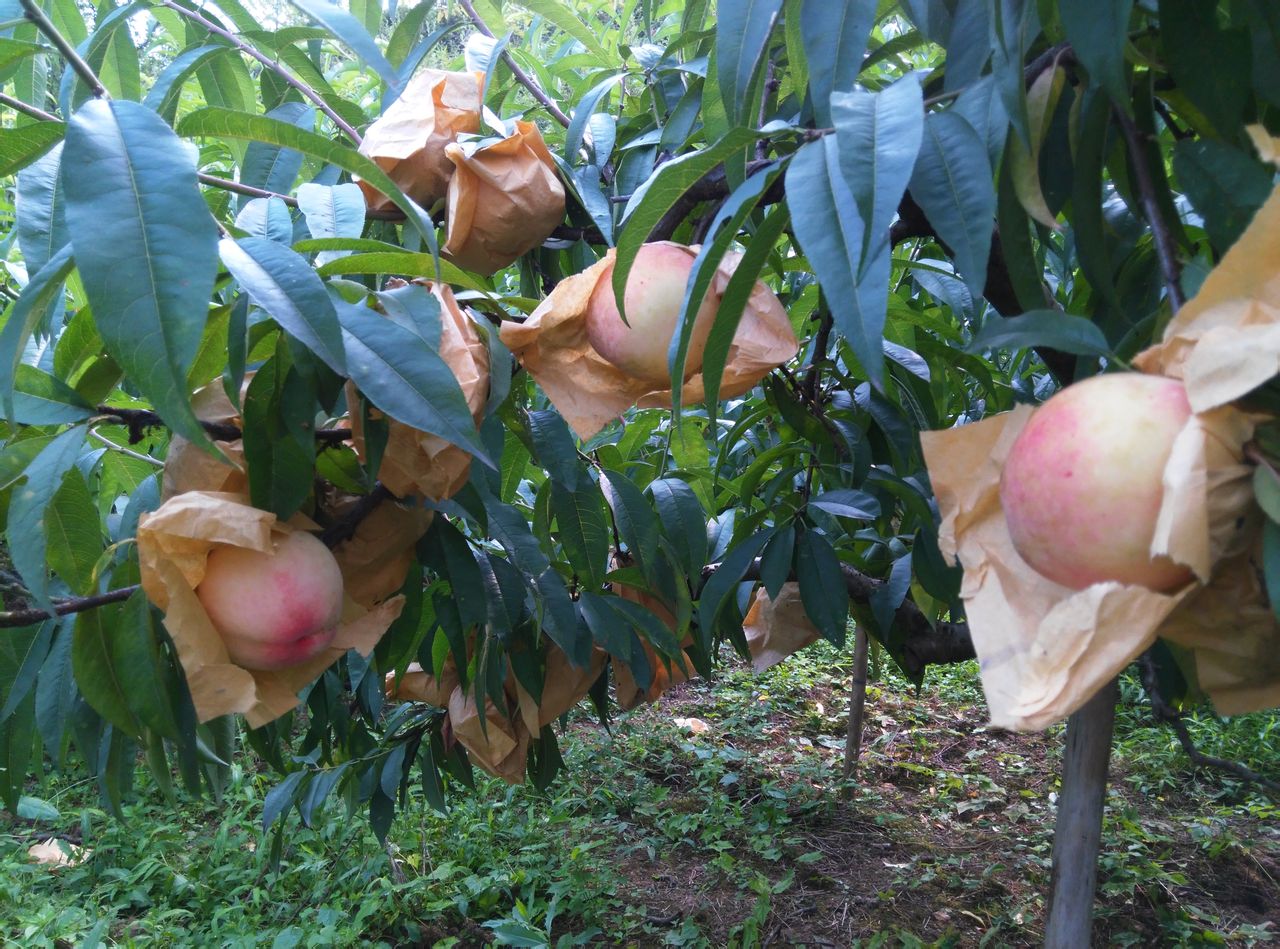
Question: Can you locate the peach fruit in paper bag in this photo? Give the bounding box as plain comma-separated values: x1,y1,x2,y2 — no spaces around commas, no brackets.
442,120,566,275
499,242,800,440
999,372,1195,592
138,491,403,726
610,578,694,710
347,282,490,502
357,69,482,211
743,582,821,672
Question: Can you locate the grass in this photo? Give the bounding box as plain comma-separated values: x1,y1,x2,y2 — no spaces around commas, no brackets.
2,644,1277,947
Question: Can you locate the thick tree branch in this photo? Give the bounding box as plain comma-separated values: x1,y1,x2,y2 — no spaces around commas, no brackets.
1139,651,1279,795
158,0,362,144
0,585,138,628
455,0,572,128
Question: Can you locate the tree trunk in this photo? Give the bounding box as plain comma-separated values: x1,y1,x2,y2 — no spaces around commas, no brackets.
1044,678,1120,948
841,626,870,795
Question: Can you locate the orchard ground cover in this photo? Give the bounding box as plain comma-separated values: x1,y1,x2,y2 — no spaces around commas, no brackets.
2,643,1276,948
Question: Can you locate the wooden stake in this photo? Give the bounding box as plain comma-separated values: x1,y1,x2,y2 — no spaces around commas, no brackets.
1044,677,1120,947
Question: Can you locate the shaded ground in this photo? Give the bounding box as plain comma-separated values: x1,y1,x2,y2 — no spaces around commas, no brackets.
562,663,1280,947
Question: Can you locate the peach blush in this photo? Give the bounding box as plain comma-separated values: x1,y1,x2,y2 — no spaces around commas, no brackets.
585,243,720,386
196,532,345,671
999,373,1195,592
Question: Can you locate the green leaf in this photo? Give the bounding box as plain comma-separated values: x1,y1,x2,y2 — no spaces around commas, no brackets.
564,72,624,164
44,468,101,596
1173,140,1273,255
291,0,400,92
11,364,92,425
795,529,848,646
296,182,366,241
241,355,315,519
235,197,295,244
0,122,65,176
1263,520,1280,622
515,0,608,60
550,480,610,590
831,72,924,277
143,44,226,121
599,469,659,577
967,310,1113,358
62,99,218,450
670,163,782,406
527,409,581,490
808,489,880,520
317,251,485,290
337,302,490,466
219,237,348,375
6,426,88,613
702,204,790,414
698,530,772,637
0,245,74,422
177,108,438,254
908,109,995,299
419,517,487,630
1008,64,1064,230
615,126,758,316
800,0,876,127
787,137,887,388
386,0,437,69
716,0,784,125
648,478,707,582
1159,0,1251,139
1060,0,1133,108
0,623,52,724
238,101,312,204
15,142,68,277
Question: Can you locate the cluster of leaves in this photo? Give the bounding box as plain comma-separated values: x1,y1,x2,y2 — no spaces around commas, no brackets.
0,0,1276,841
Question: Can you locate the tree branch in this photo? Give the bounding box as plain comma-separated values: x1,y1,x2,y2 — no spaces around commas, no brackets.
157,0,362,144
1139,651,1279,795
319,483,394,547
94,405,351,446
0,585,138,628
455,0,572,128
0,91,58,122
20,0,107,99
1114,105,1185,312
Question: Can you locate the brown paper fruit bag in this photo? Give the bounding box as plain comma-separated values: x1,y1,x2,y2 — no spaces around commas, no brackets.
500,243,799,439
357,69,482,211
326,493,434,609
384,655,460,707
161,382,248,500
138,491,403,726
509,643,608,729
441,120,566,275
447,684,530,784
610,578,694,710
743,582,821,672
348,282,490,501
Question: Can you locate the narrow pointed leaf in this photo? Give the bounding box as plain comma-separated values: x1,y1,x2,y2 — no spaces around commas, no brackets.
800,0,876,127
219,237,347,374
62,100,217,449
716,0,784,125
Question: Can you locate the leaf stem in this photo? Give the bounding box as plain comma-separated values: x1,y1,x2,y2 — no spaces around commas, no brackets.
157,0,363,145
455,0,571,128
20,0,109,99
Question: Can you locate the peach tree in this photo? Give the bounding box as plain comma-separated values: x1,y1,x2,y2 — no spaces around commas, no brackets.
0,0,1277,939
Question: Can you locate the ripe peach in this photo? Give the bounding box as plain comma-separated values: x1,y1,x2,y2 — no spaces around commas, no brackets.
196,532,345,671
999,373,1194,592
585,242,721,386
